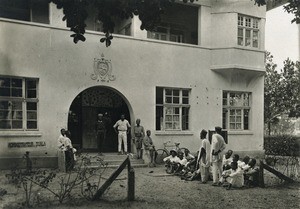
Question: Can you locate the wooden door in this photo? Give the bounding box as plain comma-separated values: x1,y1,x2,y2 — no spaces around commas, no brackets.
82,107,98,150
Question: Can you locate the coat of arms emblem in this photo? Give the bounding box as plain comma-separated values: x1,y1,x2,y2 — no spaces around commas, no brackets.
91,53,116,82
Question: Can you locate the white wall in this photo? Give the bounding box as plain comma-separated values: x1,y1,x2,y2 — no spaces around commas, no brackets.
0,1,266,167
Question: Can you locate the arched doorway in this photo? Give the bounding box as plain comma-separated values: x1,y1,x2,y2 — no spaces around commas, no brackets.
68,86,131,152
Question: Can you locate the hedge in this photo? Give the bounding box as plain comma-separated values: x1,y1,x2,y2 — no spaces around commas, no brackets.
264,135,300,156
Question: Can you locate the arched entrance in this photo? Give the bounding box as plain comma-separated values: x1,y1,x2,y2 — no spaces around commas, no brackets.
68,86,131,152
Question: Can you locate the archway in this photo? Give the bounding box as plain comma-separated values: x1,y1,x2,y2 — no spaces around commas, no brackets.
67,86,131,152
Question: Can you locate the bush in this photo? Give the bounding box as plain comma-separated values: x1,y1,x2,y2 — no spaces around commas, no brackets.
264,135,300,156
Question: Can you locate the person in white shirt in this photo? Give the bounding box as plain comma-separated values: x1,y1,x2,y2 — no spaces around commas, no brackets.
211,126,226,186
222,150,233,171
163,149,180,163
239,156,250,170
163,149,180,173
219,161,244,190
113,114,131,155
174,151,188,174
199,129,211,183
232,154,244,169
57,128,66,151
244,158,259,187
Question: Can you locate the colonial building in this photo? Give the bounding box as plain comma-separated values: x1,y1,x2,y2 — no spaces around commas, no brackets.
0,0,266,169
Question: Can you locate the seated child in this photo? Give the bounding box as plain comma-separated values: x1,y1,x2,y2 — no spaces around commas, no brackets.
174,151,188,174
239,156,250,170
222,150,233,170
163,149,180,174
244,158,259,187
232,154,243,168
185,151,198,172
219,161,244,190
184,149,195,162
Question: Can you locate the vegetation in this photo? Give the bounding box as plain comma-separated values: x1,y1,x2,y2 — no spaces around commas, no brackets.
5,153,108,208
264,135,300,180
264,52,300,135
49,0,300,45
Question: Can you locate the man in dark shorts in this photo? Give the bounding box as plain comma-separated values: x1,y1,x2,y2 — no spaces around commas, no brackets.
96,113,107,155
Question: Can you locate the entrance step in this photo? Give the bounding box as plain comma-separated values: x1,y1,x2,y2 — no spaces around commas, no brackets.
75,152,147,168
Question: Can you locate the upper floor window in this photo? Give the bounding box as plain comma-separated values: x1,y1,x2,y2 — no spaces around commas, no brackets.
147,3,198,45
0,0,49,24
222,91,251,131
156,87,190,131
0,76,38,130
237,14,259,48
148,26,183,43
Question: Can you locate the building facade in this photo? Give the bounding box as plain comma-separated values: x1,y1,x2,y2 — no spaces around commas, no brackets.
0,0,266,169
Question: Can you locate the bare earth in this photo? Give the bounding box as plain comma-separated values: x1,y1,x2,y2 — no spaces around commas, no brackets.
1,166,299,209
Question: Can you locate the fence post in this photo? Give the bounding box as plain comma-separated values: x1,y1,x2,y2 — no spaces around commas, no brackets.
128,167,135,201
259,160,265,188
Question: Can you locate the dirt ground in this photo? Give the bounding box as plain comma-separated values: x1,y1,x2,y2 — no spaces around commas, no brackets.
1,166,299,209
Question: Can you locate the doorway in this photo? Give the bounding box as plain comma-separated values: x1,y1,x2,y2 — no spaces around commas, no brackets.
68,86,131,152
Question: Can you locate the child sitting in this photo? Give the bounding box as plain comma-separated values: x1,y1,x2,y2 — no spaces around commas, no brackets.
232,154,243,168
239,156,250,170
244,158,259,187
219,161,244,190
184,149,195,162
174,151,188,174
222,150,233,170
163,149,180,174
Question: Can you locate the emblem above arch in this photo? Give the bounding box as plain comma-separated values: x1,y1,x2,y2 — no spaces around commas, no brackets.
91,53,116,82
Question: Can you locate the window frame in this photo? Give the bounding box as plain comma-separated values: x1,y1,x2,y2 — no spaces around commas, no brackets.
222,91,251,131
0,0,49,24
237,14,260,48
156,87,190,131
0,76,39,131
147,25,184,43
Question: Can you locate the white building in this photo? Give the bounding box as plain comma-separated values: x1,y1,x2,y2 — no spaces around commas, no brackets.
0,0,266,169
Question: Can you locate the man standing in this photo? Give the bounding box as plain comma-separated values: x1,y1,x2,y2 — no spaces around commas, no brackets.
57,128,66,150
96,113,107,156
211,126,226,186
143,130,156,167
133,119,145,159
198,129,211,183
113,114,131,155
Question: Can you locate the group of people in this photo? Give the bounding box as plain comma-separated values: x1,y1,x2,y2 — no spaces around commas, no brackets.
112,115,156,166
163,127,259,190
96,113,158,166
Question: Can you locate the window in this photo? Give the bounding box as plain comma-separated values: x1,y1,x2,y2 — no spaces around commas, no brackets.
0,76,38,130
237,15,259,48
156,87,190,131
148,26,183,43
222,91,251,130
118,23,131,36
0,0,49,24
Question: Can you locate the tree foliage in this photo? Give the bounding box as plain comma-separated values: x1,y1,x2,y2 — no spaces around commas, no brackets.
50,0,190,46
264,52,300,135
49,0,299,45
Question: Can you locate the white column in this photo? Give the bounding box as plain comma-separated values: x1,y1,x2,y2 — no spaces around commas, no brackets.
131,16,147,39
198,5,211,47
49,3,66,28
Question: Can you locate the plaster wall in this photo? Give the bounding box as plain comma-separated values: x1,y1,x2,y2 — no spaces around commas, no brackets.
0,0,266,168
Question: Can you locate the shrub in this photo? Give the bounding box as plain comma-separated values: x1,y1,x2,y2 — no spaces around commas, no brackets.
264,135,300,156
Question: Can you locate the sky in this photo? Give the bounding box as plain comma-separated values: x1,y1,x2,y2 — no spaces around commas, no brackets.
265,5,300,70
